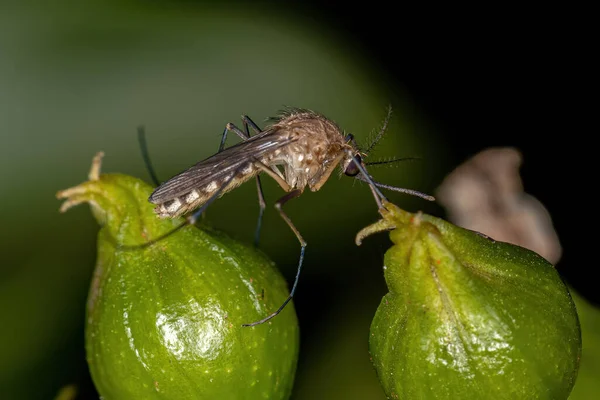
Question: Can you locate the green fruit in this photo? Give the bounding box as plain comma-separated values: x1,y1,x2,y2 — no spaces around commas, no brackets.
568,288,600,400
357,201,581,399
57,153,299,400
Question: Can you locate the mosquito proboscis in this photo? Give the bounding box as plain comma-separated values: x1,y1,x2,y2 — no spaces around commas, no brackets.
139,107,434,326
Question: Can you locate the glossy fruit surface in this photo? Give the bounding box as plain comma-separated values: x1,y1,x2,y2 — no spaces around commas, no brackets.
57,154,299,399
357,202,580,399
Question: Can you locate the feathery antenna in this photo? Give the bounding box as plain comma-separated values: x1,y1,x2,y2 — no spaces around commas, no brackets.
365,156,421,167
364,105,393,155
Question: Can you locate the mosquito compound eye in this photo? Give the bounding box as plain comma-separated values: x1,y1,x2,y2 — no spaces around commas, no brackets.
345,155,362,177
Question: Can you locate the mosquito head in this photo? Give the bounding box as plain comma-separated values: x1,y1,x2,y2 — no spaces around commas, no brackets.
341,133,365,177
342,146,435,204
343,153,362,176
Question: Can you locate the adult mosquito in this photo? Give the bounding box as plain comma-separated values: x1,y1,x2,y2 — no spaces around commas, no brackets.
139,107,434,327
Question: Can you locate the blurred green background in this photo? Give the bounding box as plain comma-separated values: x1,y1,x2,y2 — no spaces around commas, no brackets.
0,1,594,399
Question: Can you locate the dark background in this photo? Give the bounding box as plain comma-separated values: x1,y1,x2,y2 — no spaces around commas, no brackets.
312,3,585,299
0,1,590,399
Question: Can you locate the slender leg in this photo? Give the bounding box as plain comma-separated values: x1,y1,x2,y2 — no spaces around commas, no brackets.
137,126,161,187
243,118,267,246
219,117,267,247
241,115,262,134
218,122,249,151
243,189,306,327
251,177,267,247
242,117,268,247
254,162,292,192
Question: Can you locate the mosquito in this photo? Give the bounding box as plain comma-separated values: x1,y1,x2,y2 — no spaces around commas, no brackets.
139,107,434,327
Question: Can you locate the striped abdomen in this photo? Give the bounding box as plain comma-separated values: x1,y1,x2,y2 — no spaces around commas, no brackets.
150,162,259,218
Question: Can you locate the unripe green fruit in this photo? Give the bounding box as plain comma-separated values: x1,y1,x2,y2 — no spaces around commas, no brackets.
57,154,299,399
357,202,580,400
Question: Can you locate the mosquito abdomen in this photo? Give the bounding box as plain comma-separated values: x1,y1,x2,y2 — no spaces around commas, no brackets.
153,190,205,218
151,162,259,218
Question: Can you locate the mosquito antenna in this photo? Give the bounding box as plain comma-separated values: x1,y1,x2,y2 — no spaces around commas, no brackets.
364,105,393,155
137,126,161,187
365,156,421,167
355,174,435,201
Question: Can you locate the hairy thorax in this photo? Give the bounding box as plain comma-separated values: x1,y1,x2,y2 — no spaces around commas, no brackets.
263,112,349,191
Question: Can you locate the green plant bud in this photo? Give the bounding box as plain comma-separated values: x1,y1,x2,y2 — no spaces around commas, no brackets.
57,153,299,400
356,201,580,399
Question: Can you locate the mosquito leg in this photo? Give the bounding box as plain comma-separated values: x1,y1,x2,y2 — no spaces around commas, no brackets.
243,189,305,327
212,125,242,223
218,116,268,247
241,116,268,246
254,161,292,192
251,180,267,247
218,122,249,152
137,126,161,186
241,115,262,135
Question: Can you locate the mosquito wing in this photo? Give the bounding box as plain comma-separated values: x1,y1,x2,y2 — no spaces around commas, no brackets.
149,130,294,204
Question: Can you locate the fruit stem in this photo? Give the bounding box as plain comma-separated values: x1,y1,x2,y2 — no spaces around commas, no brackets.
355,201,418,245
